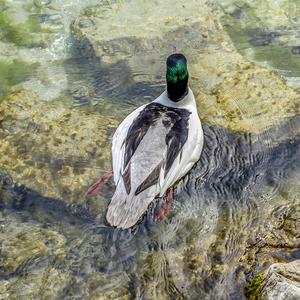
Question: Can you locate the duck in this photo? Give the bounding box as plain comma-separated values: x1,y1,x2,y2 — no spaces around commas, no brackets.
87,53,204,229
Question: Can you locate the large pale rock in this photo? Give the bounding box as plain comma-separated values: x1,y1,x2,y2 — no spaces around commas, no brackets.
0,89,118,204
247,260,300,300
261,261,300,300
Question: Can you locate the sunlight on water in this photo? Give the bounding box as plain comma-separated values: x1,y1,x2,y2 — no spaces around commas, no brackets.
0,0,299,299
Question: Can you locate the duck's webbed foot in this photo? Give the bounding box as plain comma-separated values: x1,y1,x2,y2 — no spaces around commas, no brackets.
86,171,113,197
156,189,173,223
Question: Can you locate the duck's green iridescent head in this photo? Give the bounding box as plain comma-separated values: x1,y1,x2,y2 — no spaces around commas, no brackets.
166,53,189,102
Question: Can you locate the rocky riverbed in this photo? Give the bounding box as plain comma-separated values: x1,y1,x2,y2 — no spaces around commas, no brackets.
0,0,299,299
0,89,118,207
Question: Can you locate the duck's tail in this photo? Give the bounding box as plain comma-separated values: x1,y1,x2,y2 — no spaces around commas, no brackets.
106,179,157,229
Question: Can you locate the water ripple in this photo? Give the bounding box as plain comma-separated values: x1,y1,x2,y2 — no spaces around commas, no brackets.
0,116,299,299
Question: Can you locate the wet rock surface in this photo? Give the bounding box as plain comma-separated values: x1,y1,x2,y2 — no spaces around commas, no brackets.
0,89,118,205
246,260,300,300
197,63,300,132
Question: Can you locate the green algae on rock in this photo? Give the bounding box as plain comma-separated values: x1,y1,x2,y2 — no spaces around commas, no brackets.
71,0,300,133
0,0,102,102
0,59,39,98
0,4,51,48
245,271,265,299
0,89,118,205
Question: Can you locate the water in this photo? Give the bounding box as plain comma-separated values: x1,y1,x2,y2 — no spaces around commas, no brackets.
0,0,299,299
221,0,300,88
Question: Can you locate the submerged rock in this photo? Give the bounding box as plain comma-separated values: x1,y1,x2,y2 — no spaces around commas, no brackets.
0,89,118,205
0,58,39,99
224,0,298,24
72,0,300,133
240,179,300,276
0,0,102,100
0,175,131,300
220,0,300,78
0,223,65,277
246,260,300,300
201,63,300,132
0,210,68,299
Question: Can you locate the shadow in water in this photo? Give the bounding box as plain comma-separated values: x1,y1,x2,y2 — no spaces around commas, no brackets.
64,41,165,111
187,116,300,201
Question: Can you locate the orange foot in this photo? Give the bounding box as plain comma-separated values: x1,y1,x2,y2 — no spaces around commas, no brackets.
86,171,113,197
157,189,173,223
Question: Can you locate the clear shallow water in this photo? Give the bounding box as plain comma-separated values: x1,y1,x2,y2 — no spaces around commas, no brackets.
0,1,300,299
1,120,299,299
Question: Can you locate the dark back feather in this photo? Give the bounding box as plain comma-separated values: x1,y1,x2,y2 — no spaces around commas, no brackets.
165,109,191,177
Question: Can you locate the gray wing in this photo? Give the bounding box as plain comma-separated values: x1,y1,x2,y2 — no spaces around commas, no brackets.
122,103,191,194
121,103,161,194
